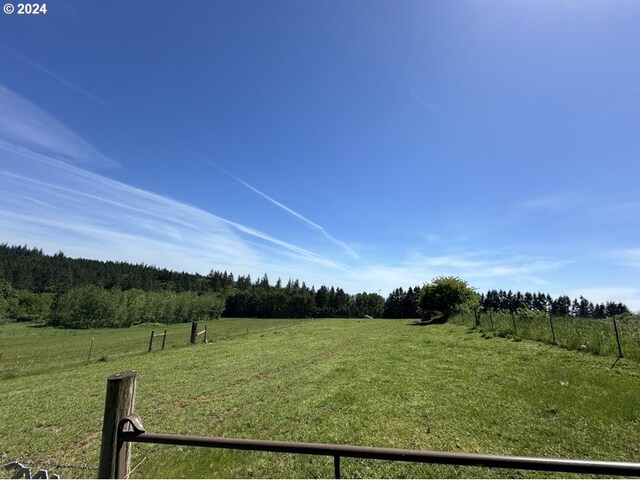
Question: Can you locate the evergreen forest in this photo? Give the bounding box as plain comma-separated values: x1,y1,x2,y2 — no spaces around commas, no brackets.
0,244,630,328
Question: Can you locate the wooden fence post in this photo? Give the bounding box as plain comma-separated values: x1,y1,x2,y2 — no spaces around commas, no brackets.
98,371,137,479
511,311,517,336
148,331,154,353
190,322,198,344
162,329,167,350
204,326,207,344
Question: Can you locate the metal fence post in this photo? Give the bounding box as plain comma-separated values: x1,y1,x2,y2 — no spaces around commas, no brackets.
190,322,198,344
98,371,137,479
613,319,623,358
87,337,95,364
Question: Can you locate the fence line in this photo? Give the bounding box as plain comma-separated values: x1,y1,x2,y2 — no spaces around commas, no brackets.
147,330,167,352
454,311,640,361
1,318,309,378
189,322,207,344
99,372,640,479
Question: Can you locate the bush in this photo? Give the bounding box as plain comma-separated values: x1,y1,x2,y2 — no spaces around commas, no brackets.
49,285,126,328
49,287,225,328
0,283,53,322
419,276,478,322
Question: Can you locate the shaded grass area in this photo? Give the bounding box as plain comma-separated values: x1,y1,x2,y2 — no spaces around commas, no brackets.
0,320,638,478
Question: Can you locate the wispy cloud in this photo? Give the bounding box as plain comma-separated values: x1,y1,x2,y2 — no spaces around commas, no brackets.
0,84,117,167
0,84,352,281
411,91,437,113
3,48,112,109
607,248,640,268
0,158,346,272
0,83,581,297
340,251,569,296
56,0,86,22
214,164,359,259
515,192,584,214
421,233,441,243
407,251,567,283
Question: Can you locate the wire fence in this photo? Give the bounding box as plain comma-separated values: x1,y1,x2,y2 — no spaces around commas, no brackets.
4,312,637,379
452,310,640,361
0,318,308,379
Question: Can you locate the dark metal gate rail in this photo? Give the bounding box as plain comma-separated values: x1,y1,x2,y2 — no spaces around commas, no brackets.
115,415,640,479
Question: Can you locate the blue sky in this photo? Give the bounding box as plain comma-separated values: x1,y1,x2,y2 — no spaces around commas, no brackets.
1,0,640,309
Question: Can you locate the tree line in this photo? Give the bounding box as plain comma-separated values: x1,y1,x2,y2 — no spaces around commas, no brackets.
480,289,629,318
0,244,386,325
49,286,224,329
223,278,385,319
0,244,631,327
0,244,212,293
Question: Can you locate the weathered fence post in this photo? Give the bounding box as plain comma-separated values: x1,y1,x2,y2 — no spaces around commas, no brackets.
548,314,556,344
148,331,154,353
473,310,479,328
613,318,624,358
162,329,167,350
204,326,207,344
98,371,137,479
190,322,198,344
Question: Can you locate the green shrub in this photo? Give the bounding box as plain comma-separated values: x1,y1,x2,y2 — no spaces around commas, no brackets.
419,276,478,322
48,286,225,328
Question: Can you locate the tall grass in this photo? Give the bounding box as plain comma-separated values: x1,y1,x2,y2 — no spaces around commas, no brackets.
453,310,640,361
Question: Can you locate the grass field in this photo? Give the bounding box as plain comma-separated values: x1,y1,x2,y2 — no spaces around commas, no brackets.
0,318,302,379
1,319,639,478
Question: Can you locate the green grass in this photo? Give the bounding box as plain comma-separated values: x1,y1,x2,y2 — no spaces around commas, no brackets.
0,317,302,378
454,311,640,361
1,319,639,478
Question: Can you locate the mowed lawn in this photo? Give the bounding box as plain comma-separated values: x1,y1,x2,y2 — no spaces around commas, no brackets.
0,318,302,378
1,319,639,478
